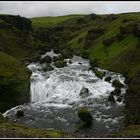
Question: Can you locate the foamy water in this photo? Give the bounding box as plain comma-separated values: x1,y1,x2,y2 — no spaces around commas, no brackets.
3,50,127,137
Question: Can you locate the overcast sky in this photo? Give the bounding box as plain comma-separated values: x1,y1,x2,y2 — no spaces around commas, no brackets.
0,1,140,18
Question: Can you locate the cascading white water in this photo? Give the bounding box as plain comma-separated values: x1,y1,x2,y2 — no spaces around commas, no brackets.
3,50,127,137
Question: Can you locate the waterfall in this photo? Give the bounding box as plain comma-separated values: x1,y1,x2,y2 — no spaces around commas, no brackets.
3,50,127,137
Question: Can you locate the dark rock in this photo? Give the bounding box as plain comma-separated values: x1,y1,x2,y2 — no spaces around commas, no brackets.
108,94,115,103
16,110,24,118
89,58,99,68
54,60,67,68
42,63,54,71
105,76,112,82
79,87,90,97
116,96,123,102
111,88,121,96
39,55,52,64
53,55,64,62
112,80,124,89
78,108,93,126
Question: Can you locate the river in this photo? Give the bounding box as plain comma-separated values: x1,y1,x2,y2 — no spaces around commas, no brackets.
3,50,127,137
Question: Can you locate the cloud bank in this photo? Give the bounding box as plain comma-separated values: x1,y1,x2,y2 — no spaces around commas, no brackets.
0,1,140,18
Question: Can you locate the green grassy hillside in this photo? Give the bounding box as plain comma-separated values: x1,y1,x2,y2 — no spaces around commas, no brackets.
31,12,140,136
0,15,37,112
31,14,85,28
0,12,139,138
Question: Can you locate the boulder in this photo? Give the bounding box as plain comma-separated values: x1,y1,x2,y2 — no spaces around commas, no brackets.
53,55,64,62
39,55,52,64
112,80,124,89
108,94,115,103
54,60,67,68
78,108,93,126
105,76,111,82
16,110,24,118
79,87,90,98
42,63,54,71
111,88,121,96
93,69,105,79
116,96,123,102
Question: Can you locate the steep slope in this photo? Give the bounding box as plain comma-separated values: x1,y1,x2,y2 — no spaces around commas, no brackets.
0,15,37,112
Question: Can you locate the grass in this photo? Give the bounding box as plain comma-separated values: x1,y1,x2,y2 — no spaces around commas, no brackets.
0,51,30,112
0,114,69,138
31,14,85,28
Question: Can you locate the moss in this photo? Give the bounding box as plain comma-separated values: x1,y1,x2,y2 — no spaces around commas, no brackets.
110,88,121,96
53,55,64,62
93,69,105,79
0,114,69,138
42,63,54,71
54,60,67,68
0,51,30,113
78,108,92,126
111,125,140,138
112,80,124,89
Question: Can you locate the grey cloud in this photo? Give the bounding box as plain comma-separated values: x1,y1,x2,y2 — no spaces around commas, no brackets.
0,1,140,18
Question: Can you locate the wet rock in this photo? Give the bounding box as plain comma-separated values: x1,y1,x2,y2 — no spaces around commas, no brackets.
105,76,111,82
53,55,64,62
108,94,115,103
78,108,93,127
39,55,52,64
42,63,54,71
112,80,124,89
79,87,90,98
54,60,67,68
93,69,105,79
116,96,123,102
16,110,24,118
110,88,121,96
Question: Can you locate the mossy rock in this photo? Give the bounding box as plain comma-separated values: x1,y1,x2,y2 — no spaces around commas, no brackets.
42,63,54,71
93,69,105,79
105,76,111,82
61,48,73,59
78,108,92,126
54,60,67,68
111,88,121,96
89,58,99,68
112,80,124,88
16,110,24,118
53,55,64,62
108,94,115,103
39,55,52,64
